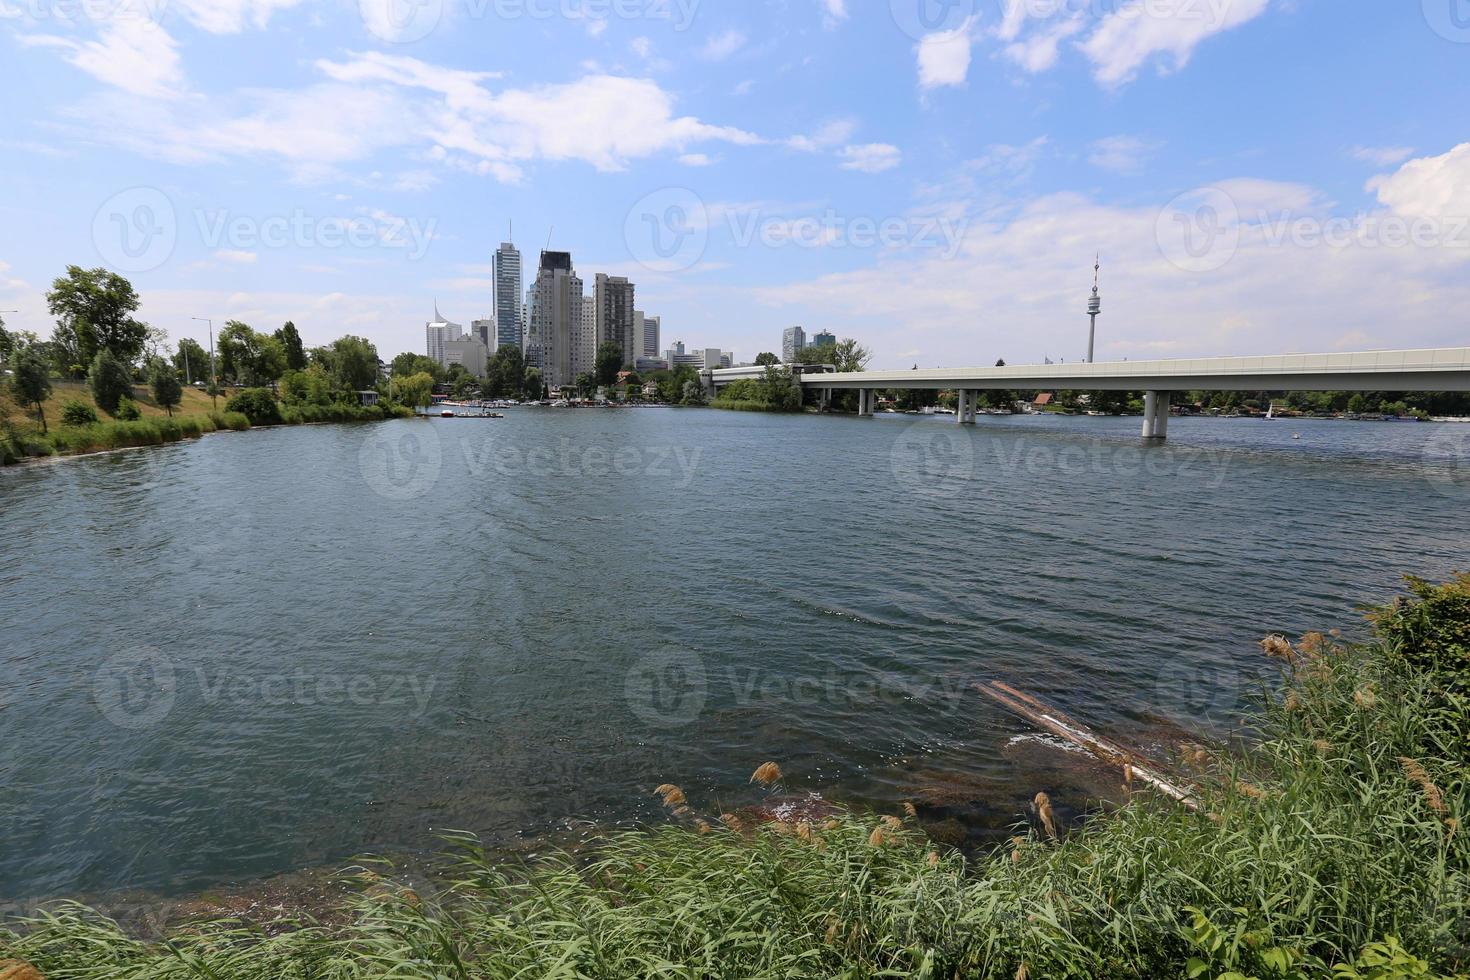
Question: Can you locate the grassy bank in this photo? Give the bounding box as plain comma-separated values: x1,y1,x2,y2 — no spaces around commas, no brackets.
3,577,1468,977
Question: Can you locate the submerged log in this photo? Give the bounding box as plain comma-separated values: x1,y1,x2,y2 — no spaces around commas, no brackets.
976,680,1198,810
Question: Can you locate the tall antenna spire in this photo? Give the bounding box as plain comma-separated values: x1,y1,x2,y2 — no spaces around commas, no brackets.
1086,253,1101,363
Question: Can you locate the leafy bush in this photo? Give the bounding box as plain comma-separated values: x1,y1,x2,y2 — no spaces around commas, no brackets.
224,387,281,426
114,397,141,421
208,410,252,431
88,349,133,415
59,399,99,426
1371,573,1470,681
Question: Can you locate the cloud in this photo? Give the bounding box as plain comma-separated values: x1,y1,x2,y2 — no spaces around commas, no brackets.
970,137,1049,180
700,29,747,61
20,19,183,99
820,0,847,29
54,52,764,181
1350,145,1416,168
786,118,858,153
748,172,1470,368
215,249,258,263
631,36,653,58
1002,16,1085,72
917,19,975,89
1368,143,1470,221
1088,135,1162,174
1080,0,1272,87
679,152,714,166
839,143,902,174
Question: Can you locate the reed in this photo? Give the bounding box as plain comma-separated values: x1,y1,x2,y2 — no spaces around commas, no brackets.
4,576,1468,978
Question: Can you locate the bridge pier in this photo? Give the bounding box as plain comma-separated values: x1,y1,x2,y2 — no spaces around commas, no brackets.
955,389,971,424
858,388,875,417
1142,391,1171,440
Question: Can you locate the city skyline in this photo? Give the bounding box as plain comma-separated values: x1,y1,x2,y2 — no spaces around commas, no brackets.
2,4,1467,369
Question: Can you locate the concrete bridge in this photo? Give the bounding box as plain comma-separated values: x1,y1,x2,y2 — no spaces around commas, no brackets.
706,347,1470,440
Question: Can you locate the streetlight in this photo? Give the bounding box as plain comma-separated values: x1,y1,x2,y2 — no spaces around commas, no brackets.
192,316,217,408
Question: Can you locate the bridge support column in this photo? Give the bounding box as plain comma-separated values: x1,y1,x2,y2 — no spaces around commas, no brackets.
956,389,969,424
966,390,978,424
858,389,875,417
1142,391,1171,440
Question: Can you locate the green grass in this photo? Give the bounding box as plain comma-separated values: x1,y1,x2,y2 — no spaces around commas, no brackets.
3,577,1468,978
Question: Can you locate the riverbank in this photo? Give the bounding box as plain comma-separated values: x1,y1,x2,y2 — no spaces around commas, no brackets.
3,574,1466,978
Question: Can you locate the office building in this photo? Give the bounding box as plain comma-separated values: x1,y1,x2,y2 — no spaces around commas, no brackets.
494,240,523,352
444,336,488,377
633,311,661,361
575,294,597,382
812,330,836,349
471,318,494,350
782,325,806,362
426,303,462,365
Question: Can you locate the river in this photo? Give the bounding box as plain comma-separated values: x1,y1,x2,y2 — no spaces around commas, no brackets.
1,409,1467,901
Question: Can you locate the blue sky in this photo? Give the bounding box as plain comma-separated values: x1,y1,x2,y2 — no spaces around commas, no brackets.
2,0,1468,368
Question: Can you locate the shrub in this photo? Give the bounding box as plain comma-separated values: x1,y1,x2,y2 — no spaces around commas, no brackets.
1370,573,1470,681
114,397,141,421
224,388,281,426
59,400,99,426
88,349,133,415
208,410,251,431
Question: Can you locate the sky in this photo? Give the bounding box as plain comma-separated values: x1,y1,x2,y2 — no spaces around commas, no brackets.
1,0,1468,369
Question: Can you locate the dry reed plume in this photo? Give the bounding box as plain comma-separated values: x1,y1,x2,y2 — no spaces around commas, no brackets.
750,762,782,786
654,784,686,807
1033,792,1058,840
0,960,44,980
1398,757,1446,813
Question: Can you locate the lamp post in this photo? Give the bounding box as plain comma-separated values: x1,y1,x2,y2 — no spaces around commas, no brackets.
192,316,216,408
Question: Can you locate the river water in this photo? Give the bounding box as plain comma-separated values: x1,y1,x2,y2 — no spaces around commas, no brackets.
2,409,1467,901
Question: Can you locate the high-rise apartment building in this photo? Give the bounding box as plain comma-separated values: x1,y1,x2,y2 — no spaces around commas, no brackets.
594,274,636,365
575,293,597,382
633,311,661,361
527,250,583,390
494,240,523,352
782,325,806,363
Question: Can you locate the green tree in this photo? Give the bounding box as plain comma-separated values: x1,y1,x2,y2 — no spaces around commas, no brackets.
89,349,133,415
281,365,333,405
486,345,525,398
60,399,99,426
150,360,183,417
225,387,282,425
680,379,708,406
595,341,624,387
275,321,307,371
0,315,11,362
391,351,443,383
219,321,288,387
175,338,211,386
762,365,803,411
575,372,596,399
322,335,380,392
395,371,435,409
10,346,53,432
46,266,148,372
755,351,780,366
523,366,544,401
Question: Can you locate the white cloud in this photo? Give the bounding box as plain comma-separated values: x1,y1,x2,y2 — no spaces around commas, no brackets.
631,36,653,58
820,0,847,29
917,19,975,89
748,175,1470,368
970,137,1049,180
786,118,858,153
215,249,258,263
1350,145,1416,168
700,29,747,61
839,143,902,174
1368,143,1470,221
21,19,183,99
1088,135,1162,174
170,0,306,33
1002,16,1085,73
679,153,714,166
1080,0,1271,87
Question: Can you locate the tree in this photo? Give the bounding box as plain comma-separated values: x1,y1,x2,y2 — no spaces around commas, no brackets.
755,351,780,366
575,372,596,399
0,315,11,362
10,346,52,432
762,365,803,411
175,338,211,386
486,345,525,398
594,341,624,387
89,349,133,415
391,351,443,383
322,335,379,393
275,321,307,371
150,361,183,417
523,366,544,401
225,387,282,425
281,365,333,405
680,380,708,406
996,358,1007,367
218,321,288,387
46,266,149,371
395,371,436,409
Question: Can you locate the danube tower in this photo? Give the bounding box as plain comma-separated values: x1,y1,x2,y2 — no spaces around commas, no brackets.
1086,254,1101,363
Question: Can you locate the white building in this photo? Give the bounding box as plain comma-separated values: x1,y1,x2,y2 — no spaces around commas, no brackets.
782,325,806,363
633,311,661,361
493,241,523,352
426,303,463,364
527,251,583,390
575,293,597,381
471,318,494,350
594,273,636,364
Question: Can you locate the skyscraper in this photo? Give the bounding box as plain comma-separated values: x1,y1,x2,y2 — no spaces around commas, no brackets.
493,240,523,352
812,330,836,349
594,273,636,364
782,326,806,363
527,250,582,390
426,302,462,365
634,311,661,361
576,292,597,382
